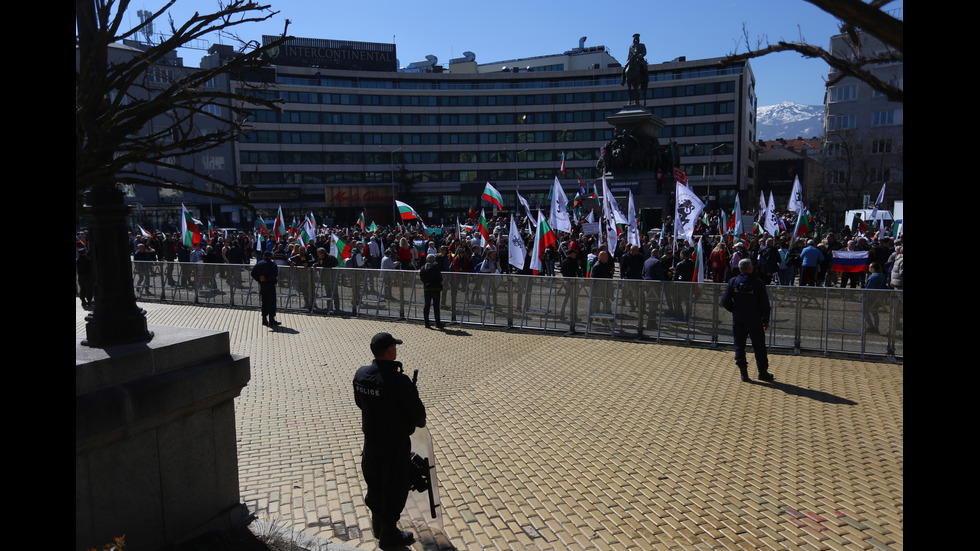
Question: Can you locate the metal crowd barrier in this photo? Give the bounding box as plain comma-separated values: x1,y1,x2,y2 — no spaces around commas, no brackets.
128,261,903,362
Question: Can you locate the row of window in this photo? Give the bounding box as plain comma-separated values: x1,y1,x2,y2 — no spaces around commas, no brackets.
241,167,598,186
244,101,736,127
240,148,599,165
239,161,732,188
827,109,901,130
828,79,901,103
239,142,732,167
241,81,737,107
268,65,743,91
239,122,734,147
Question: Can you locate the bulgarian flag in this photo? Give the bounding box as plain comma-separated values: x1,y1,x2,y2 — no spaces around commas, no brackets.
330,233,352,264
358,211,366,232
573,179,586,208
528,210,557,275
300,213,316,244
731,193,744,240
180,204,202,247
482,182,504,210
137,225,152,238
258,218,272,238
273,206,286,239
476,209,491,242
395,200,421,222
691,236,705,286
559,151,566,175
792,207,815,238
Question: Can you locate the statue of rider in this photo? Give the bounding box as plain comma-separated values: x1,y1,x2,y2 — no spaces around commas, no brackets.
622,33,649,106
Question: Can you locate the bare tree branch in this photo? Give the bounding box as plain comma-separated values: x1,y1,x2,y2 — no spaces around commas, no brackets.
76,0,294,215
721,0,903,104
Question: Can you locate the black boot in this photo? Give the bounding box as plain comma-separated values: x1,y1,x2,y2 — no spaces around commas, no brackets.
739,367,750,382
378,526,414,549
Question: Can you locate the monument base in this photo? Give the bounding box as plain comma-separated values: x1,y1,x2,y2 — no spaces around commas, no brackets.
76,325,251,551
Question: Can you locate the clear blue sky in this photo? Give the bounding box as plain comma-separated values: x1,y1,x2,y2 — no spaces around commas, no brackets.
132,0,898,107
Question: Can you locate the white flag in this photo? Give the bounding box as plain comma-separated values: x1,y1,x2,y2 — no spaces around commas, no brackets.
550,177,572,233
601,176,618,254
788,176,804,213
516,190,534,229
627,191,641,247
870,183,886,222
508,216,527,271
674,181,705,245
764,191,780,236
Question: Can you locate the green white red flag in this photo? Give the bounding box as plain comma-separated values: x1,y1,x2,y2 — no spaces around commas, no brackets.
273,206,286,239
792,206,815,238
330,233,352,264
692,236,705,286
181,204,202,247
477,209,490,243
529,210,557,275
300,213,316,244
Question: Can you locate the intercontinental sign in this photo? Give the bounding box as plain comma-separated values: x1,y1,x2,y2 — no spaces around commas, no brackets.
262,36,396,72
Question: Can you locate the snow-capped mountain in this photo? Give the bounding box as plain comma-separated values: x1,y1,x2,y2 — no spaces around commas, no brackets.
756,101,823,141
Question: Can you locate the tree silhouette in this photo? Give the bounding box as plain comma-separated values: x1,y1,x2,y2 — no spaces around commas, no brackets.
76,0,291,346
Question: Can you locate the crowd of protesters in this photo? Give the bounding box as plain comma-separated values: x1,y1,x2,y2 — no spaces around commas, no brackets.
75,206,903,311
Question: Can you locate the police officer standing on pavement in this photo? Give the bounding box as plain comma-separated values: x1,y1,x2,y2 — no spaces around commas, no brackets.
721,258,774,383
353,333,427,549
251,250,281,326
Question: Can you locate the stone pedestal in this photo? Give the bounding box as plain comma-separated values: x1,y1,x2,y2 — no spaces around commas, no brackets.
605,106,665,138
601,106,673,224
76,325,251,551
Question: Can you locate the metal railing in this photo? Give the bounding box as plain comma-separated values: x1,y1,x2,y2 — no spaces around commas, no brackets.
127,261,903,361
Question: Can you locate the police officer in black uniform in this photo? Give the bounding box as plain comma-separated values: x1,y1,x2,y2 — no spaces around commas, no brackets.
721,258,774,383
251,250,280,326
353,333,426,549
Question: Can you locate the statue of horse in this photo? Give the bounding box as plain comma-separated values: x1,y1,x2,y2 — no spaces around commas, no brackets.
621,34,649,106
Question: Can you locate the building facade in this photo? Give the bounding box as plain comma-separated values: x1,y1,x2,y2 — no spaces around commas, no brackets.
226,36,757,229
822,30,903,218
113,36,757,231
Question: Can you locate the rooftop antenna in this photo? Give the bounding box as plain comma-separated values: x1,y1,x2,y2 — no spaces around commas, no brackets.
137,9,154,44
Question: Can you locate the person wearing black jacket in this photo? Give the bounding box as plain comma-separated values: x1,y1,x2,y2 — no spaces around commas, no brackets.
721,258,774,383
353,333,426,549
758,238,780,285
419,254,444,329
250,250,280,326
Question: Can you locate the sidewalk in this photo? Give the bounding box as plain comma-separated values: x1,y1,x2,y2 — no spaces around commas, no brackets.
77,301,903,550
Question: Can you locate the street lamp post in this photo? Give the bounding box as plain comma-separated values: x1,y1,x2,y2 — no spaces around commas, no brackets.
378,145,403,225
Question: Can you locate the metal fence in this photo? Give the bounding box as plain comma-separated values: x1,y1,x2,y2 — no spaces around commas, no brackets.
128,261,903,362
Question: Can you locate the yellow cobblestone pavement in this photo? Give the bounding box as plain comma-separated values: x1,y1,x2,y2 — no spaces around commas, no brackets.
77,302,903,551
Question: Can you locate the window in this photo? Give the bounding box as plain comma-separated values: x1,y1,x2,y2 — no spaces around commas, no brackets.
201,156,225,170
827,114,855,130
872,110,895,126
872,139,892,154
828,85,857,102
